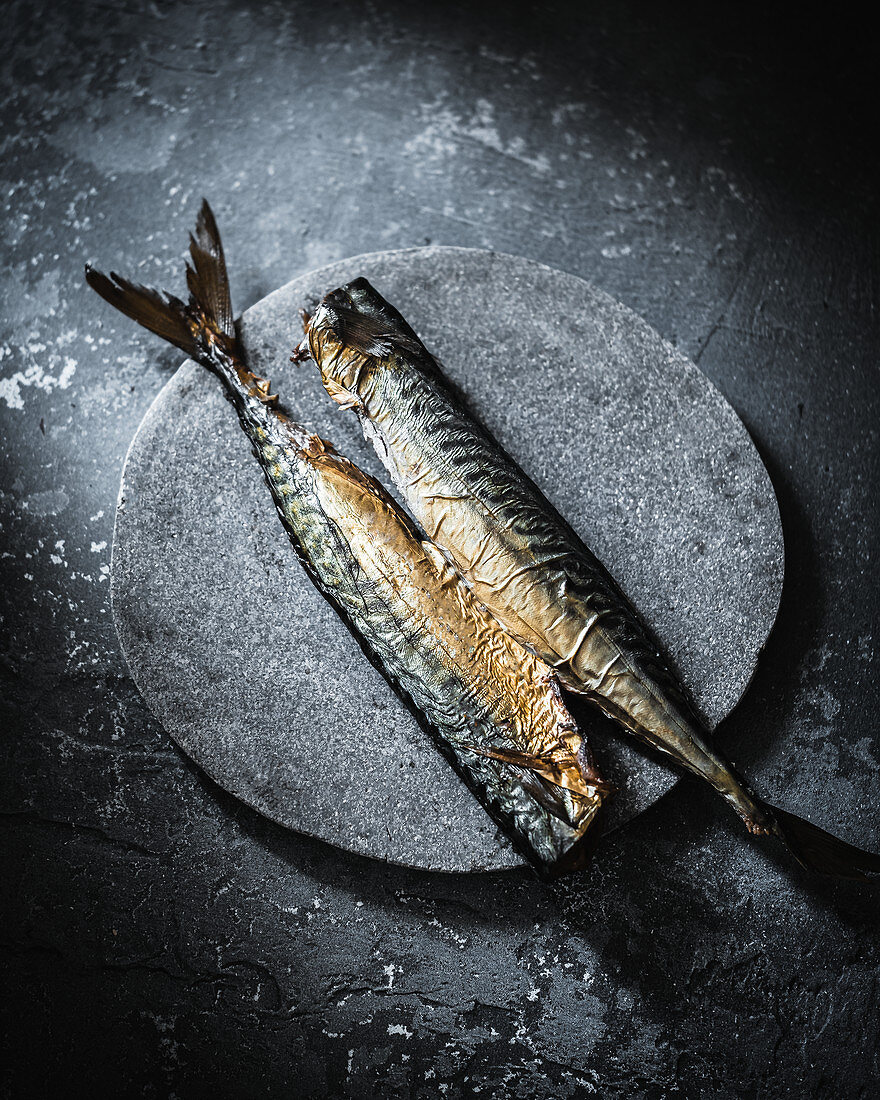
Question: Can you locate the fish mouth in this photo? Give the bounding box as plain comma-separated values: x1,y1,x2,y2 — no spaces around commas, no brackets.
318,281,376,322
319,286,354,313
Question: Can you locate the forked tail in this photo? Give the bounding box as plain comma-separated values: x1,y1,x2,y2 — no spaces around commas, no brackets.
85,200,236,368
766,803,880,880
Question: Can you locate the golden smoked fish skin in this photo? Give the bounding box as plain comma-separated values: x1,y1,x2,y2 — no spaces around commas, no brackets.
302,278,880,879
85,204,608,877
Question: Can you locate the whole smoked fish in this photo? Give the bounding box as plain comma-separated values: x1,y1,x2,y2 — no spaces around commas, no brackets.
300,277,880,879
86,204,610,877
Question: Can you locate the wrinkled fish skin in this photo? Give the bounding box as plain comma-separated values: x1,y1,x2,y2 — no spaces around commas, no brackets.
302,279,880,879
248,423,604,873
85,203,607,877
304,279,767,826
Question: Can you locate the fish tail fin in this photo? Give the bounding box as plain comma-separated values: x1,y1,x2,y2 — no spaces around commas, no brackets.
185,200,234,340
84,266,202,358
85,199,235,363
767,803,880,880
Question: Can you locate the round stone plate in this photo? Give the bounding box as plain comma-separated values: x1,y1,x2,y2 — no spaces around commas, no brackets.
111,246,783,873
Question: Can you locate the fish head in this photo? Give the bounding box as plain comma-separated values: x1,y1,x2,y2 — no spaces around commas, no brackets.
304,279,423,407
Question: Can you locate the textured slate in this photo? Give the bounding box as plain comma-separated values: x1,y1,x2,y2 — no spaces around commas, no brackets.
111,246,783,870
3,1,878,1096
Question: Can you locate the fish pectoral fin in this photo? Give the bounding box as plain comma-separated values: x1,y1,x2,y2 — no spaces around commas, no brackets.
456,743,572,824
457,741,610,800
456,741,553,772
516,770,572,824
324,377,362,411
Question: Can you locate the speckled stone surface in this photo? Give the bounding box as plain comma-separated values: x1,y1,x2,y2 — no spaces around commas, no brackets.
3,1,879,1096
112,247,783,870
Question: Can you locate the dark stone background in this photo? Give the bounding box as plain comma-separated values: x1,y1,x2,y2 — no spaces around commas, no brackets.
1,2,877,1096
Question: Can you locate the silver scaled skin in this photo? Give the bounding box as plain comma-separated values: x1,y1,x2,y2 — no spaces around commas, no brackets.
303,280,775,835
85,204,608,877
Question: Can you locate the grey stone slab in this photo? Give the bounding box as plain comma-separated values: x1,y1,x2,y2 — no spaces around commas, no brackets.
110,246,783,872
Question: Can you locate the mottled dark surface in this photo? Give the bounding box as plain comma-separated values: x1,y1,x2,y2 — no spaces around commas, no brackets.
2,1,878,1097
114,248,782,868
